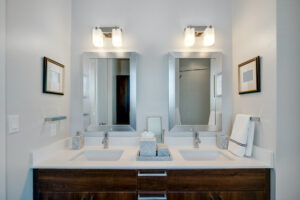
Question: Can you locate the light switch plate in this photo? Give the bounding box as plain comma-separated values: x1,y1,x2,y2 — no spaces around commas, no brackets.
8,115,20,134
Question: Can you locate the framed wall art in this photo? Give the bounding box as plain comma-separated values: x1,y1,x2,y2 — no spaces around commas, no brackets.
238,56,260,94
43,57,65,95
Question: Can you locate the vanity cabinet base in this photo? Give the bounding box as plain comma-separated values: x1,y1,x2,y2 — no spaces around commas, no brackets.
34,169,270,200
168,191,266,200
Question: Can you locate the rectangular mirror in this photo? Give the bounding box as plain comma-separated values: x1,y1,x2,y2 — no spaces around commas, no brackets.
169,52,222,132
82,52,137,132
147,117,163,143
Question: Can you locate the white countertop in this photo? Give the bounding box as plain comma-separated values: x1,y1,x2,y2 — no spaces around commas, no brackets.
32,137,273,169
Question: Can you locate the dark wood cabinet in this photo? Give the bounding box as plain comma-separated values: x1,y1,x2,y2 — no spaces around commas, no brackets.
138,170,168,192
38,192,89,200
34,169,270,200
168,169,268,191
168,191,266,200
89,192,137,200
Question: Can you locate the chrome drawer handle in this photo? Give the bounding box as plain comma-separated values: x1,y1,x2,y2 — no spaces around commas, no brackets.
138,171,167,177
138,194,167,200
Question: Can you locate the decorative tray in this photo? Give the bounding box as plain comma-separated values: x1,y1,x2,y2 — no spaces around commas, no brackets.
136,151,173,161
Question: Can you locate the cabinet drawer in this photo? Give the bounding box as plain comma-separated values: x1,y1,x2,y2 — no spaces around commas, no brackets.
35,169,137,192
138,170,167,191
38,192,89,200
168,169,269,191
90,192,137,200
168,191,266,200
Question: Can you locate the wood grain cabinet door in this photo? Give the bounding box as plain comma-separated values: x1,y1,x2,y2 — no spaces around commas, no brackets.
38,192,89,200
89,192,137,200
35,169,137,192
168,191,266,200
168,169,269,192
137,170,167,192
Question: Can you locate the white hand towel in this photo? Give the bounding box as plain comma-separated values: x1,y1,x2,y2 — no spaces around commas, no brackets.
228,114,251,157
245,121,255,157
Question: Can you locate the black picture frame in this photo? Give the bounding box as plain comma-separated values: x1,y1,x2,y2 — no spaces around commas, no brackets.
43,57,65,95
238,56,260,95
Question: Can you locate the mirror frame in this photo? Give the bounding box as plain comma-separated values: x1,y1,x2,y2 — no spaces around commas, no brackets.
82,52,137,131
168,51,223,132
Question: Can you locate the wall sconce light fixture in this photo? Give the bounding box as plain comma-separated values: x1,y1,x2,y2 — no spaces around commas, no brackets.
184,25,215,47
184,27,195,47
112,28,122,47
92,27,104,47
92,26,123,47
203,26,215,47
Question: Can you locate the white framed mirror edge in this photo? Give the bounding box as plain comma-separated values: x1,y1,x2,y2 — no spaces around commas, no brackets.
168,51,223,133
81,52,137,132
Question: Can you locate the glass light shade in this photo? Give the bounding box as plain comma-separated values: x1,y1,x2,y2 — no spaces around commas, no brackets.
112,28,122,47
92,27,104,47
203,26,215,47
184,27,195,47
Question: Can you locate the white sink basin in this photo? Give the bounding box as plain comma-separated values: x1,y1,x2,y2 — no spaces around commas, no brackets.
71,150,124,161
179,150,232,161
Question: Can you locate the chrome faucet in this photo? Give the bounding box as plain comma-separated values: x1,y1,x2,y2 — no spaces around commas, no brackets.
193,131,201,148
102,131,109,149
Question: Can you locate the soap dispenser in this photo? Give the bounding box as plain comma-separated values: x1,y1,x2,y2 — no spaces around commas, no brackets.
72,131,84,150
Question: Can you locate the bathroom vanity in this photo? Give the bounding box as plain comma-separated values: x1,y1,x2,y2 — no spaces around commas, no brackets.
34,168,270,200
32,140,272,200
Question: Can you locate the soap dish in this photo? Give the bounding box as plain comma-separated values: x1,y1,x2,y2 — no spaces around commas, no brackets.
136,151,173,161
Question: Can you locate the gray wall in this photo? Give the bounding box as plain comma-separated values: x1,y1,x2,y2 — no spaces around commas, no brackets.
5,0,71,199
71,0,233,135
0,0,6,198
276,0,300,199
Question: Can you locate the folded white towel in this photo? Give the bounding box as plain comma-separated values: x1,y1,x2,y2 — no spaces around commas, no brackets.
228,114,255,157
245,120,255,157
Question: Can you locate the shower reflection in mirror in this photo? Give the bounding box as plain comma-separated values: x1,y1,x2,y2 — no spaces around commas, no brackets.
169,52,222,132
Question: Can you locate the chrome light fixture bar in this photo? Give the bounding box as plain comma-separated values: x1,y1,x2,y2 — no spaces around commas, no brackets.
184,25,215,47
92,26,123,47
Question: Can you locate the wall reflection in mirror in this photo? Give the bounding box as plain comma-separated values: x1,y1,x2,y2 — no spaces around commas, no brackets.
169,52,222,132
83,53,136,132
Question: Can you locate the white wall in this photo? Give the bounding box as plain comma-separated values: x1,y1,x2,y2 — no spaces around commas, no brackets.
276,0,300,199
71,0,233,135
232,0,277,150
0,0,6,198
5,0,71,199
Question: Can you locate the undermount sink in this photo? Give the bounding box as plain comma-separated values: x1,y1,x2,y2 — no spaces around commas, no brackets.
71,150,124,161
179,149,232,161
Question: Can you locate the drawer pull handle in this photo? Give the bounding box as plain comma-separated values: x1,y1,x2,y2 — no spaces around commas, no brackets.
138,194,167,200
138,171,167,177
